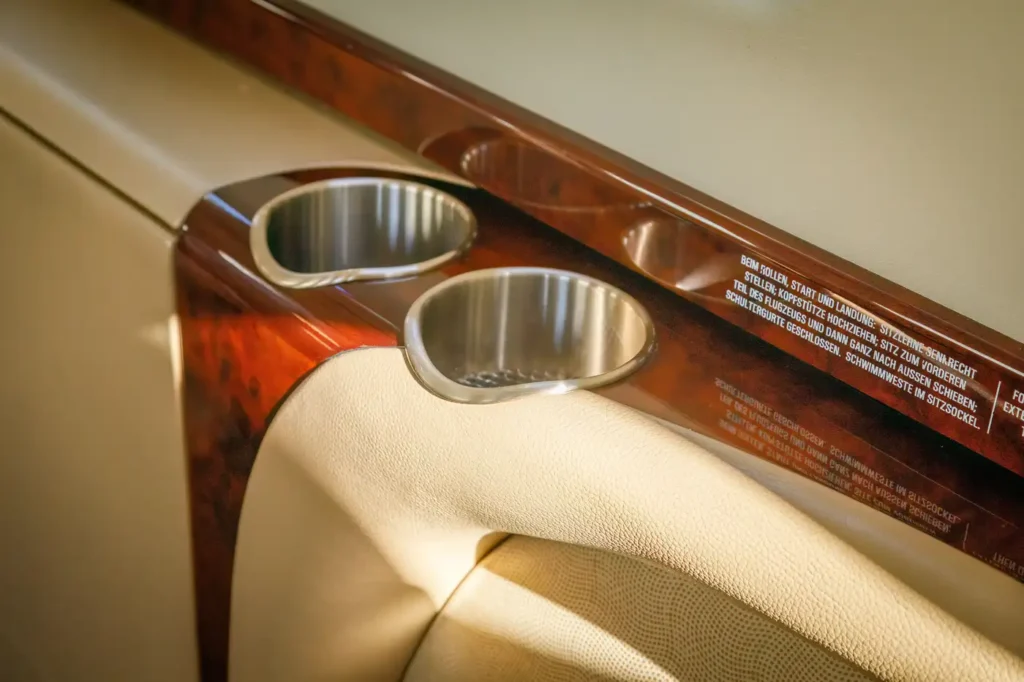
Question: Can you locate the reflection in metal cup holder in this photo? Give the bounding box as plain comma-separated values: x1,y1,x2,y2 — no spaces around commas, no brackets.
402,267,656,404
250,177,476,289
460,138,643,213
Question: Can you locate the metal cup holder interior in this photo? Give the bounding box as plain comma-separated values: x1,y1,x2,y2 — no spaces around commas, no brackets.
250,177,477,288
403,267,656,403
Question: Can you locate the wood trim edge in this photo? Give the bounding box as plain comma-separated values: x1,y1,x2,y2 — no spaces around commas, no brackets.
120,0,1024,472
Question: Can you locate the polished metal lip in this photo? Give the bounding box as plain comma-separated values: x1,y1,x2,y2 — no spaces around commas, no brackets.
250,176,477,289
402,267,657,404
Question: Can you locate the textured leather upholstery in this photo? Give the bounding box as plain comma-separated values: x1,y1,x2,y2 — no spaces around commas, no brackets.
405,536,874,681
232,347,1024,681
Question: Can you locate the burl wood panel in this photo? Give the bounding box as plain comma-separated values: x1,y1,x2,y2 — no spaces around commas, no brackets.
176,188,396,681
181,168,1024,682
122,0,1024,474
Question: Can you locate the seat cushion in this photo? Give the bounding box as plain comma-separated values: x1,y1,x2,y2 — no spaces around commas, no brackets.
406,535,874,681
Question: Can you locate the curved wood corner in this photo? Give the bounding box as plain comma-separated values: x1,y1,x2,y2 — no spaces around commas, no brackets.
175,188,396,680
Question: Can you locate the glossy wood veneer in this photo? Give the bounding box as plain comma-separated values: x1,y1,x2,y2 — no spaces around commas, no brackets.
123,0,1024,474
180,167,1024,680
176,185,396,681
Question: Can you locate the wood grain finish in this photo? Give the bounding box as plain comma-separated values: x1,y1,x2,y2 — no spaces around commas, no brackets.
179,167,1024,680
176,180,396,681
121,0,1024,474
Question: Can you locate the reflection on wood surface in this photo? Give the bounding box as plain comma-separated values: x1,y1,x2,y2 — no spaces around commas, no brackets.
122,0,1024,473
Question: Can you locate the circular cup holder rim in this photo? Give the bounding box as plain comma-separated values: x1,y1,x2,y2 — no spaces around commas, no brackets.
249,176,477,289
402,266,657,404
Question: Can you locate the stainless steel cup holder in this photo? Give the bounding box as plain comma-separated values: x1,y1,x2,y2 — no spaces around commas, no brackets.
250,177,476,288
403,267,656,404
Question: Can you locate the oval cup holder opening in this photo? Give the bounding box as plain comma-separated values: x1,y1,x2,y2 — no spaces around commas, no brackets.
250,177,477,289
403,268,656,404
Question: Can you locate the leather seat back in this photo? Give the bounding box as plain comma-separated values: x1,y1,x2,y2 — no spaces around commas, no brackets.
230,347,1024,681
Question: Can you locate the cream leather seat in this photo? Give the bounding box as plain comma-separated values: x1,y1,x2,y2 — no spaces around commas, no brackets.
230,347,1024,681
